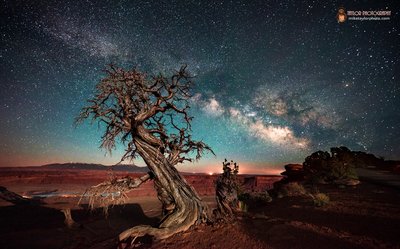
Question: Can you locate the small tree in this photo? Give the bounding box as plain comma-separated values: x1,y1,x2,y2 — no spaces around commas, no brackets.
214,159,239,220
76,65,214,242
303,150,331,183
303,147,358,184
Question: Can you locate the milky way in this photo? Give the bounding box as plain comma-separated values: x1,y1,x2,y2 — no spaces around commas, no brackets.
0,1,399,173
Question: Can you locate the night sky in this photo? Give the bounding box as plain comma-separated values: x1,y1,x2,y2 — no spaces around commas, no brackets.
1,1,399,173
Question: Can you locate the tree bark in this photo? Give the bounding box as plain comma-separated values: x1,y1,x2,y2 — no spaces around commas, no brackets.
214,174,239,220
118,135,210,241
0,186,32,205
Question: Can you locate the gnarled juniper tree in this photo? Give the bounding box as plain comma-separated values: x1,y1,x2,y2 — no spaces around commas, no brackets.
76,65,214,242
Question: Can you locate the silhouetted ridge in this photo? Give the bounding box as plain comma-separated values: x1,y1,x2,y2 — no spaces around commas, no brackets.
41,163,148,172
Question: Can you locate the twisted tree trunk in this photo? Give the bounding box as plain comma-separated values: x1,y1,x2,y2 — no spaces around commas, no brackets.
119,136,210,242
215,177,238,219
213,160,240,221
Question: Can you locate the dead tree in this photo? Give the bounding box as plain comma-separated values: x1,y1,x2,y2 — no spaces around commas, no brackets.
0,186,77,229
214,159,239,220
0,186,32,205
76,65,214,243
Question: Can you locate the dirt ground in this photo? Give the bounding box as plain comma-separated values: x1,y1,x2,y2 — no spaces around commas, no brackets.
155,183,400,249
1,180,400,249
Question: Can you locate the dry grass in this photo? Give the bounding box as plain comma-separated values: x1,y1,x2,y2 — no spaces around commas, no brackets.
311,193,330,207
78,175,132,215
279,182,307,197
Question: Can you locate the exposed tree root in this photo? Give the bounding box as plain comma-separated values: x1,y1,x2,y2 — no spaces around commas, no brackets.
116,161,210,246
118,209,199,247
120,225,171,242
119,190,206,244
116,206,203,249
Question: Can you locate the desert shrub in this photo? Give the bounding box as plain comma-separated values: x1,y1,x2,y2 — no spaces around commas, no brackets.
278,182,307,197
329,160,358,180
311,193,330,207
247,191,273,203
238,191,272,202
237,191,272,211
257,191,273,202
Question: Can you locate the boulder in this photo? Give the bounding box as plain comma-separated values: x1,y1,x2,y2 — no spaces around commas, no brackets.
280,164,305,182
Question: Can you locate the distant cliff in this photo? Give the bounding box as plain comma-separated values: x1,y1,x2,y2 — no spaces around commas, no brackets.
41,163,149,172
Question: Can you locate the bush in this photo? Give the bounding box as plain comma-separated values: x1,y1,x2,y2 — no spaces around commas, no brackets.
303,147,359,184
330,160,358,180
249,191,273,203
278,182,307,197
311,193,330,207
238,191,272,205
258,191,273,203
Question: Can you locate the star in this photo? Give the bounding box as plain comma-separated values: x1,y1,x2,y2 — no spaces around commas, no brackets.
0,0,399,173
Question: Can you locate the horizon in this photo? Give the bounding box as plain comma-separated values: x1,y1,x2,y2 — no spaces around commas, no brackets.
0,160,288,175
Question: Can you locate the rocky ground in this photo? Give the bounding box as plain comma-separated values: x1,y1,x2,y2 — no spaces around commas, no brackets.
0,170,399,249
155,182,400,249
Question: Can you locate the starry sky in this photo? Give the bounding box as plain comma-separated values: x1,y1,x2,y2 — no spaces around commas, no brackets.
0,0,399,174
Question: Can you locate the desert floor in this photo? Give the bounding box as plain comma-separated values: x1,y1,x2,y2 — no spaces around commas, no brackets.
0,174,400,249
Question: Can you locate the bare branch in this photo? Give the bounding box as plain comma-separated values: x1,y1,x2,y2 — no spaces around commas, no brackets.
76,64,213,165
79,173,153,215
